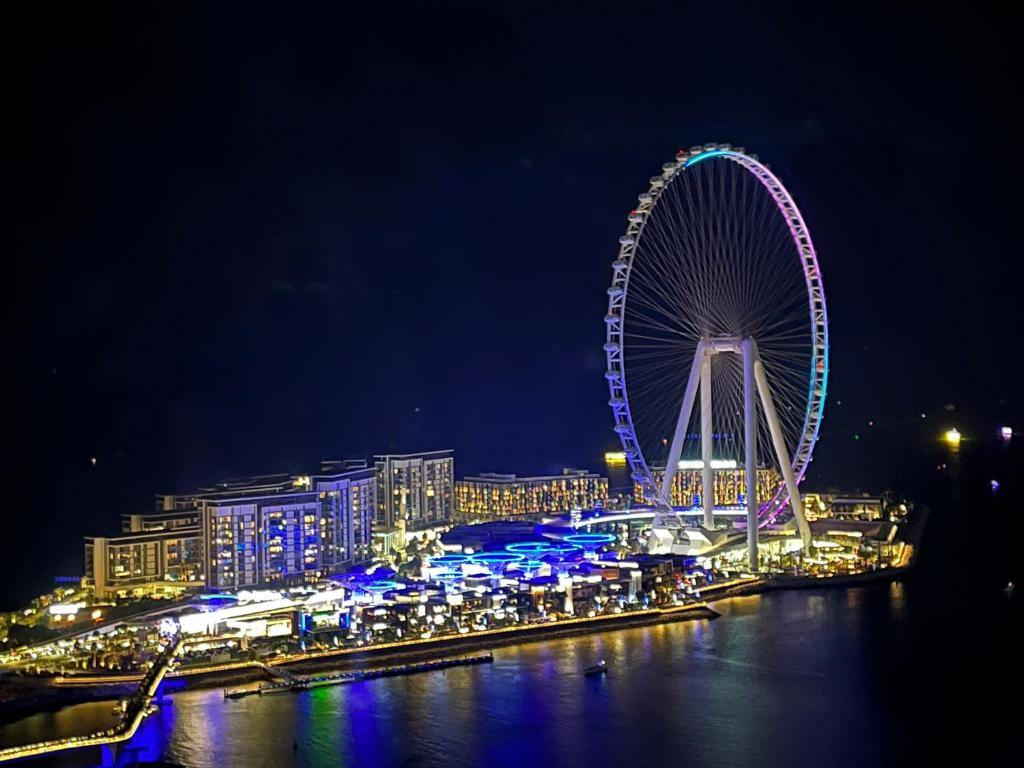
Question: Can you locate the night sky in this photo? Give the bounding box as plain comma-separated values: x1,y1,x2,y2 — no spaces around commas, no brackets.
7,2,1022,607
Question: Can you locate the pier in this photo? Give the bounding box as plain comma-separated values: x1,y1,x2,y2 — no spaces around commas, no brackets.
0,635,182,765
225,653,494,699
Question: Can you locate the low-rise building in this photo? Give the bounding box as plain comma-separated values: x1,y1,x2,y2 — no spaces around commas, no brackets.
85,528,203,599
803,493,884,521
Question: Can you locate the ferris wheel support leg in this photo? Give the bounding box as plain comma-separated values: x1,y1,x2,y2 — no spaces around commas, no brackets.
752,355,812,550
660,342,706,506
742,338,759,569
700,355,714,529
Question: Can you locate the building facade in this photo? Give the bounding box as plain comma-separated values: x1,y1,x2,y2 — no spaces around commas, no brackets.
199,467,378,591
455,468,608,522
638,466,780,508
803,493,884,521
85,463,377,596
374,450,454,531
200,486,319,591
85,528,204,599
315,464,376,569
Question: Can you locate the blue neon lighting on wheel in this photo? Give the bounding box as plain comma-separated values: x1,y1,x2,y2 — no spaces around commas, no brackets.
684,149,733,167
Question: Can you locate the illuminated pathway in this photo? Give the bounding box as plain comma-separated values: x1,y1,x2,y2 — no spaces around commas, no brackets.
0,635,183,765
44,599,728,692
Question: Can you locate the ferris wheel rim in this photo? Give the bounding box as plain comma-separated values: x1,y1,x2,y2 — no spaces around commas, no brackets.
604,144,829,526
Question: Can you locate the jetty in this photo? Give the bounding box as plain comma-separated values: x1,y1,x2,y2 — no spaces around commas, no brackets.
224,652,493,699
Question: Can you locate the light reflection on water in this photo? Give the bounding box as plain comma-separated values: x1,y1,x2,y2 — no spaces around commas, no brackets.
0,586,927,768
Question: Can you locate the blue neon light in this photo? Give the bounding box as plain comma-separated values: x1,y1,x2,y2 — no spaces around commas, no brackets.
429,554,471,566
564,533,616,547
364,580,402,592
504,542,555,554
512,559,544,570
469,552,525,564
684,150,733,168
543,543,583,559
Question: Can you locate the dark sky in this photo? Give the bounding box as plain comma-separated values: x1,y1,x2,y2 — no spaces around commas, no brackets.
7,2,1022,606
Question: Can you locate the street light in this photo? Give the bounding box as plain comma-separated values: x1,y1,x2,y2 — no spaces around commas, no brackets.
943,428,962,449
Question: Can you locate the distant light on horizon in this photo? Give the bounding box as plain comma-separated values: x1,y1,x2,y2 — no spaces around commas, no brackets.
1001,426,1013,442
943,428,961,449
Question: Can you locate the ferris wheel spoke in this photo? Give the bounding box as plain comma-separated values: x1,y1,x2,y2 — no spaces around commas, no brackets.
606,144,828,549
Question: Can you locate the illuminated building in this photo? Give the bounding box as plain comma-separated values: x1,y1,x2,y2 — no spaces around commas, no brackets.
315,462,376,569
199,466,377,590
85,528,203,599
85,463,376,595
603,452,632,499
638,466,778,507
802,493,883,521
374,450,454,531
199,484,317,591
455,468,608,522
121,509,198,533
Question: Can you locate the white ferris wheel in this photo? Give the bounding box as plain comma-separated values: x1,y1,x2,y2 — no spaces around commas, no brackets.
604,144,828,560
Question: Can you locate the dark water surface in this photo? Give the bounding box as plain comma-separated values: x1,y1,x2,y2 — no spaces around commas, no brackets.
2,440,1020,767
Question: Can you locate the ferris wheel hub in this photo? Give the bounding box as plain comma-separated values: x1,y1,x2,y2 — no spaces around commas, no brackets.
603,143,829,567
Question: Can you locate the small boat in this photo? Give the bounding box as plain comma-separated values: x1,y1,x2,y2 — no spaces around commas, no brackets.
584,660,608,677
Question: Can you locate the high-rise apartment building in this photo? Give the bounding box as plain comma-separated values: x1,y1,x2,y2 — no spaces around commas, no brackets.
315,462,376,569
373,450,454,531
455,468,608,522
199,480,321,591
198,466,377,591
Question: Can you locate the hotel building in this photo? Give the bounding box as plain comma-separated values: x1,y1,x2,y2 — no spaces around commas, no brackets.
85,462,377,596
85,509,203,599
198,465,378,591
374,450,455,531
640,464,780,508
455,468,608,522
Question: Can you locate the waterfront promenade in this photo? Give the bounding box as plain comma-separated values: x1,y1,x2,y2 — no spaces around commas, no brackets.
49,598,722,691
0,636,181,764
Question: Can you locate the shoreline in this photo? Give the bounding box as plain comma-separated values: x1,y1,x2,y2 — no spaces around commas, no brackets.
0,603,720,723
1,509,928,724
0,569,900,723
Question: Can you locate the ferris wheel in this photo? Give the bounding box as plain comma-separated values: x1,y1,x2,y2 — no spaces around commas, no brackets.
604,144,828,557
